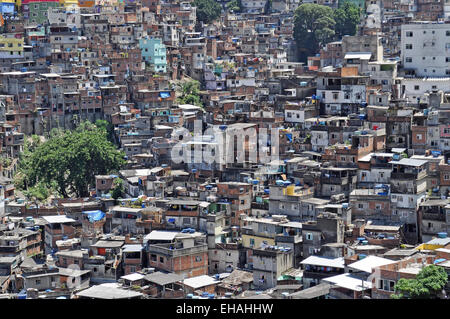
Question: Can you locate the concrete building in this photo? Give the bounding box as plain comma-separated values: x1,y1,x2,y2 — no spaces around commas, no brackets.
401,22,450,77
139,37,167,73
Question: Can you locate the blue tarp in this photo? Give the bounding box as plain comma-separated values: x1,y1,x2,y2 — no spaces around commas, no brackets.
159,92,171,99
286,134,292,142
82,210,105,222
434,258,446,264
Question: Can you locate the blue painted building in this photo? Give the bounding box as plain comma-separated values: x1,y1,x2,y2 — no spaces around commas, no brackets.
139,37,167,73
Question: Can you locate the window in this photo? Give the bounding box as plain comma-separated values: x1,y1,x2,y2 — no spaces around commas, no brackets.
405,44,412,49
414,85,420,91
195,256,202,262
36,280,41,285
405,57,412,63
378,279,395,291
406,31,413,37
159,256,164,263
306,233,313,241
250,238,255,247
151,254,157,261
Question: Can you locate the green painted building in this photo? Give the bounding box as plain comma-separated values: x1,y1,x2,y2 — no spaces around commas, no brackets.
23,0,59,25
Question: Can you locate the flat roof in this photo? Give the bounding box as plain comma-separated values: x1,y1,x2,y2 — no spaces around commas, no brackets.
347,256,396,273
425,237,450,246
324,273,372,291
344,52,372,60
183,275,219,289
290,282,331,299
144,271,184,286
122,244,143,253
120,273,145,281
111,206,143,213
300,256,345,269
59,268,90,277
390,158,427,167
144,230,178,242
91,240,124,248
42,215,76,224
76,283,143,299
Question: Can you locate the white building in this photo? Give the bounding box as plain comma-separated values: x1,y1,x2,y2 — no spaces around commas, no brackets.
401,22,450,77
241,0,268,13
399,77,450,104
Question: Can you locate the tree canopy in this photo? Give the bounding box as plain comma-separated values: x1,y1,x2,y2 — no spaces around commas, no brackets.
177,79,204,107
193,0,222,24
16,121,126,198
293,3,360,62
294,4,336,62
226,0,242,13
334,1,361,38
391,265,448,299
110,178,124,200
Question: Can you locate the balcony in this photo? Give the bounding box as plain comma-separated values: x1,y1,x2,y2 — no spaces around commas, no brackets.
275,234,302,244
321,176,349,185
422,212,446,222
391,170,427,181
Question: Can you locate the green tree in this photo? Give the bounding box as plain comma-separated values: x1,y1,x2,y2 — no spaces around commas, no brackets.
18,121,125,198
23,181,50,202
193,0,222,24
391,265,448,299
177,80,204,107
226,0,242,12
95,119,115,143
294,4,336,62
110,178,124,200
334,1,361,38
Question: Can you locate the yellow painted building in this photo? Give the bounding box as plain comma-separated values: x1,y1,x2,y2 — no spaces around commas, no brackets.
59,0,78,7
416,237,450,251
3,0,20,7
0,35,24,52
242,234,275,249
